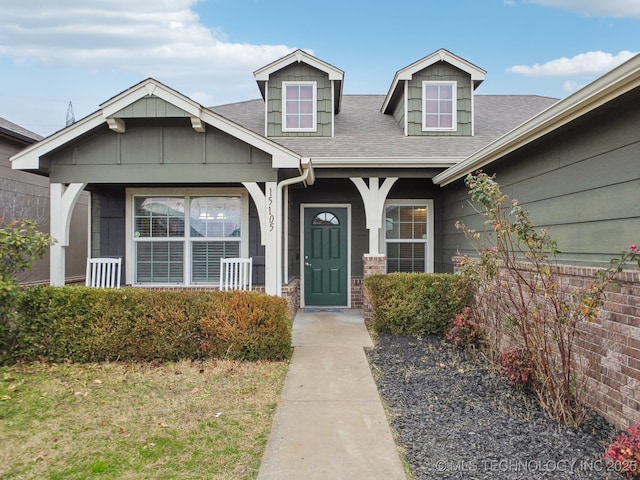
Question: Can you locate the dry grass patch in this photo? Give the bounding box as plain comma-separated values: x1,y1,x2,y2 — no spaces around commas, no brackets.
0,359,288,479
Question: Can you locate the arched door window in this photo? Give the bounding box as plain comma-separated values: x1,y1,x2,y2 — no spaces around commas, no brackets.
312,211,340,226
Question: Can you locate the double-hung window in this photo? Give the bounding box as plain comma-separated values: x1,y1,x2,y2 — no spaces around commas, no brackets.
283,81,316,132
129,190,246,285
383,200,434,273
423,81,456,131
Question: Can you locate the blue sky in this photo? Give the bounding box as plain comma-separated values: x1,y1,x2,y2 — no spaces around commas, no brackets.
1,0,638,137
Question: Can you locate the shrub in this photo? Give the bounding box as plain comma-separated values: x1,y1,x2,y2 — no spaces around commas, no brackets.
365,273,473,335
496,348,536,389
199,290,292,361
456,171,639,426
0,220,53,363
445,307,483,349
603,423,640,478
4,287,291,364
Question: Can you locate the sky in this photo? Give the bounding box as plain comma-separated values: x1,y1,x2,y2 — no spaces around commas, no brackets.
1,0,639,138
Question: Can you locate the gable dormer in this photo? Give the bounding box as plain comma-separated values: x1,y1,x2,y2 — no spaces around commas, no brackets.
382,49,485,137
254,49,344,138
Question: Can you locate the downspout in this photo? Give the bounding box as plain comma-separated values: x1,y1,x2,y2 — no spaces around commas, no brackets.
276,157,314,297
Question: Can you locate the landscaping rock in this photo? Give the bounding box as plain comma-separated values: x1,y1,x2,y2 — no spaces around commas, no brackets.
367,334,621,480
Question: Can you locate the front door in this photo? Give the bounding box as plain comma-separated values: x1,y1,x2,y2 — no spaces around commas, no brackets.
303,206,348,307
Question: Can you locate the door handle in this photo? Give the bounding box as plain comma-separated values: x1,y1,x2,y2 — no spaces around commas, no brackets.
305,262,312,267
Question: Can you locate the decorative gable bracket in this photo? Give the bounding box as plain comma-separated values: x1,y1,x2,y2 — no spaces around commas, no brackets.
106,117,126,133
190,117,206,133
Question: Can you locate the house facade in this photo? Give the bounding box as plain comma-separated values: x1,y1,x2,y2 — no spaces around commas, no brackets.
1,117,87,284
9,49,557,304
9,48,640,428
9,48,638,305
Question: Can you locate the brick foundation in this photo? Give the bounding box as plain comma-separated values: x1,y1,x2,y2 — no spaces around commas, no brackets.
281,278,300,321
351,277,364,310
454,257,640,430
362,254,387,323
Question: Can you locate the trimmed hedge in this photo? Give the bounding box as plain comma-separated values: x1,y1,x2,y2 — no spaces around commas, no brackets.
1,286,292,365
364,273,473,335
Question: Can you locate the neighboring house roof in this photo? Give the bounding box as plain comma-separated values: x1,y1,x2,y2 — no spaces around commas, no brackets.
433,53,640,186
0,117,43,144
10,78,303,172
382,48,487,114
211,94,558,169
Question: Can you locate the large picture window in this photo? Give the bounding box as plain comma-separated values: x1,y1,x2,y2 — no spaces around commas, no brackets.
283,81,316,132
129,191,246,285
422,81,456,131
384,201,434,273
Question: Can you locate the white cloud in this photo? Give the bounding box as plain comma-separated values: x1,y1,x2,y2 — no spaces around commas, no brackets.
506,50,637,77
562,80,581,92
0,0,295,104
525,0,640,18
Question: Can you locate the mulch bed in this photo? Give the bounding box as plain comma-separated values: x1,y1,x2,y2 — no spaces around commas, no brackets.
367,334,623,480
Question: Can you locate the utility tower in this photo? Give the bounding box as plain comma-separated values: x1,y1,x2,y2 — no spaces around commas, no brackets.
65,101,75,127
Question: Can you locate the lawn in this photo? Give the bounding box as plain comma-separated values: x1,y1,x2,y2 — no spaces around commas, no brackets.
0,359,288,479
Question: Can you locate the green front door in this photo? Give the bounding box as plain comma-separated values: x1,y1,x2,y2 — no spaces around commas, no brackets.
303,207,348,307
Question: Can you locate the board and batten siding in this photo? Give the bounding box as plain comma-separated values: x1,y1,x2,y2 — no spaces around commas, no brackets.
113,96,192,119
406,62,473,137
439,87,640,272
48,118,276,184
266,63,333,137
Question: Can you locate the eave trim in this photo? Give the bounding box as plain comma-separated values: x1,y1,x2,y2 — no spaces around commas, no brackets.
433,53,640,186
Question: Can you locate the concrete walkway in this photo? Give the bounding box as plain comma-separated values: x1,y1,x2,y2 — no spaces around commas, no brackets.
257,309,407,480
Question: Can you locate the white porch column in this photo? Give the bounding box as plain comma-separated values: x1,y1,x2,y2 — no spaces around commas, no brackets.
242,181,278,295
50,182,87,286
350,177,397,254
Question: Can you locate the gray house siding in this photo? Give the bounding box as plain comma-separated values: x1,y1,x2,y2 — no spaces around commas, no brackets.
267,64,332,137
90,187,126,255
391,93,405,129
440,87,640,272
113,97,192,119
48,120,276,184
1,124,87,284
247,200,266,285
407,63,473,137
286,187,300,283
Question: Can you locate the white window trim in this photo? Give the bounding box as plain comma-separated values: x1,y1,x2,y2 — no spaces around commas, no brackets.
422,81,457,132
282,81,317,132
125,188,249,286
381,199,434,273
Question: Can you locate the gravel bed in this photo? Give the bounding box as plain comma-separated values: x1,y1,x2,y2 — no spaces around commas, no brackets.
367,334,623,480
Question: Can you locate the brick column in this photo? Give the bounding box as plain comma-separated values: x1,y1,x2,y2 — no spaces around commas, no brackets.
362,254,386,323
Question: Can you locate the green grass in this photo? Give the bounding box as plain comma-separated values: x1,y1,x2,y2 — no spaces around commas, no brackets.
0,359,288,479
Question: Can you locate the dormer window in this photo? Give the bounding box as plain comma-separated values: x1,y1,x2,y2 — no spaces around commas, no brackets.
283,81,316,132
423,81,456,131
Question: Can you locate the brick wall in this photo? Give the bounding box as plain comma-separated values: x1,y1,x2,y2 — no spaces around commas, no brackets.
454,258,640,430
362,254,387,323
282,278,300,322
351,278,364,310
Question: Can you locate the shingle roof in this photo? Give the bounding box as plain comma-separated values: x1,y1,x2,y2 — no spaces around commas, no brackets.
211,94,558,161
0,117,43,142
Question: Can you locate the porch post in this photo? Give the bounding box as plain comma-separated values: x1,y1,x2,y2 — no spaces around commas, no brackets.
242,181,278,296
50,182,87,286
350,177,397,254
